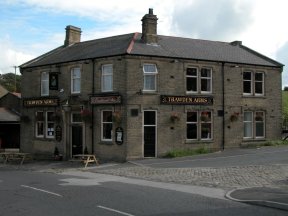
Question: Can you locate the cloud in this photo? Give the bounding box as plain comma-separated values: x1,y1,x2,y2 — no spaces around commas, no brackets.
276,42,288,87
171,0,254,41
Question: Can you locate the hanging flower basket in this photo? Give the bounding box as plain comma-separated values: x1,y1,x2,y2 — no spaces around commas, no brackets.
170,112,180,123
200,112,210,122
81,109,92,122
230,112,239,122
112,111,122,124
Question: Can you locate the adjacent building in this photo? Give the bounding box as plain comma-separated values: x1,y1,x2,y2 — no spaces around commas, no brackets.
20,9,284,161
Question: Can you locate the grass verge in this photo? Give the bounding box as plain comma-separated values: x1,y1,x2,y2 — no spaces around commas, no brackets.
164,147,211,158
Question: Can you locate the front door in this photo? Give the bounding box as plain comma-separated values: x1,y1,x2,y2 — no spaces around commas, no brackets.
143,111,157,157
72,125,83,155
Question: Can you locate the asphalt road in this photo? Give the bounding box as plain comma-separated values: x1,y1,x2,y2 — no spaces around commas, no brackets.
0,169,287,216
131,146,288,168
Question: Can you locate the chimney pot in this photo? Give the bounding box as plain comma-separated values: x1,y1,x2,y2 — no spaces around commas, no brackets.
149,8,153,15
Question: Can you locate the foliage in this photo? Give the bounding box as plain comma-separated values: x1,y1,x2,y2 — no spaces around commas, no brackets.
282,91,288,127
242,140,288,148
0,73,21,92
164,147,211,158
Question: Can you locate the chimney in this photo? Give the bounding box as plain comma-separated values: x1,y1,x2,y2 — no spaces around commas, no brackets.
64,25,81,46
141,8,158,44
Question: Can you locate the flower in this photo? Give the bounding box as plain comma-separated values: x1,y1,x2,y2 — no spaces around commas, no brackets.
170,112,180,123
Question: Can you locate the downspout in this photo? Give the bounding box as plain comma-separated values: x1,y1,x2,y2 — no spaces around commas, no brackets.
91,59,95,154
221,62,225,151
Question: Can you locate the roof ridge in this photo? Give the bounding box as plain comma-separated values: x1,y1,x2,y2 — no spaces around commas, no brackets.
127,32,139,54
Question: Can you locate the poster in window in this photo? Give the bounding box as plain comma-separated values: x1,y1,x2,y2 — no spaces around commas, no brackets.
49,73,58,90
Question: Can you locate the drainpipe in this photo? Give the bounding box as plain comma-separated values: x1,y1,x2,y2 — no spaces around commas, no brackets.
91,59,95,154
221,62,225,151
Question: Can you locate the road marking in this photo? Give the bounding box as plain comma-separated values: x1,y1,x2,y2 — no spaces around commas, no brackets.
97,205,135,216
21,185,62,197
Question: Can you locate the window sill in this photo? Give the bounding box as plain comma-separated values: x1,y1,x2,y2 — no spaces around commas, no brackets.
142,91,158,95
99,141,114,145
185,139,213,144
242,95,265,99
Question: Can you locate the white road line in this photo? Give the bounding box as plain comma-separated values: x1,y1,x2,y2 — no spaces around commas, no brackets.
21,185,62,197
97,205,135,216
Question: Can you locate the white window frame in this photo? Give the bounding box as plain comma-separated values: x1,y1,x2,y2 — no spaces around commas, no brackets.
71,67,81,94
35,111,44,138
186,110,212,141
243,71,264,96
186,67,212,94
244,111,265,139
255,72,264,96
101,110,113,141
101,64,113,92
200,68,212,94
143,64,158,92
244,111,253,138
186,67,198,93
46,111,55,138
41,72,49,96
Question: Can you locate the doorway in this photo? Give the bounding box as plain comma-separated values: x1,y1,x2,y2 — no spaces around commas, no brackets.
143,110,157,157
71,125,83,155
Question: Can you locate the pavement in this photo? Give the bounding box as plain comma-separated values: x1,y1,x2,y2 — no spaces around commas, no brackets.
1,147,288,211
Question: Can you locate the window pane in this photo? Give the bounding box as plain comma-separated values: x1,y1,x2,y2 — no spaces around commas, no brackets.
71,68,81,93
103,111,112,122
47,122,55,137
256,122,264,137
243,81,251,94
255,82,263,94
244,122,253,138
187,124,197,139
201,78,211,92
41,73,49,96
201,123,211,139
144,111,156,125
47,112,54,121
187,77,197,92
103,64,113,74
243,72,251,80
244,112,252,121
103,123,112,140
144,74,156,90
255,73,263,81
187,68,197,76
36,122,44,136
200,111,211,122
102,75,113,91
187,112,197,122
143,64,157,73
201,68,211,77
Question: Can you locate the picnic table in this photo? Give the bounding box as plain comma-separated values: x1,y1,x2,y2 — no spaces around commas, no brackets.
70,154,99,168
0,152,31,165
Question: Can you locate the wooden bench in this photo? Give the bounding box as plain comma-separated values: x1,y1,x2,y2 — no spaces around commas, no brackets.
0,152,31,165
70,154,99,168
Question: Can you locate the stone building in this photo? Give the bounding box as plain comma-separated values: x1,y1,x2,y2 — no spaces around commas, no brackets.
20,9,283,161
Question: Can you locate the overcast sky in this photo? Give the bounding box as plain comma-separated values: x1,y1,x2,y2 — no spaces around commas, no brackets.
1,0,288,87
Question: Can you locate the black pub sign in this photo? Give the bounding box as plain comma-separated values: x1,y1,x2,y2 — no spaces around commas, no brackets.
161,95,213,105
23,97,59,107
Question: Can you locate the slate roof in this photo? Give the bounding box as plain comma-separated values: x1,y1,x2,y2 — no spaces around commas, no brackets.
20,32,283,69
0,108,20,122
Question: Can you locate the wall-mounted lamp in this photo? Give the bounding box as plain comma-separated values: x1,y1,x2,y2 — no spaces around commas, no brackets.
136,89,143,95
62,100,71,112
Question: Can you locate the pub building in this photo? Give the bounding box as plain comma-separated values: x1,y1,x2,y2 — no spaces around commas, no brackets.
20,9,283,161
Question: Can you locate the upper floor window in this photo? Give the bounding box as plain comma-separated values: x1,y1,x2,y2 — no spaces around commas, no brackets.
102,64,113,92
186,67,212,94
71,67,81,94
143,64,158,91
41,72,49,96
243,71,264,96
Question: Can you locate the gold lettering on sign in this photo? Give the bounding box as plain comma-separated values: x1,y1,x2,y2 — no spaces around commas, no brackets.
160,95,213,105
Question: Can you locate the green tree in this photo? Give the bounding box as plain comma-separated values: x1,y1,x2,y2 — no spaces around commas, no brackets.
0,73,21,92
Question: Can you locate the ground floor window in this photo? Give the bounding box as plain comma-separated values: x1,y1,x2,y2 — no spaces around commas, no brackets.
187,111,212,140
244,111,265,139
35,111,55,139
102,110,113,141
